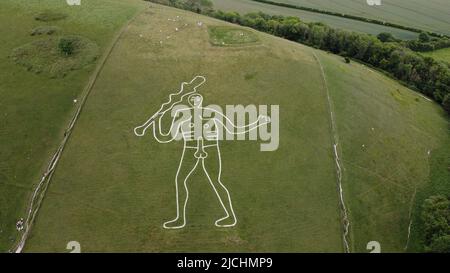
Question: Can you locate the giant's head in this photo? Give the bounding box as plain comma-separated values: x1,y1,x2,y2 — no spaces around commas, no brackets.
188,93,203,108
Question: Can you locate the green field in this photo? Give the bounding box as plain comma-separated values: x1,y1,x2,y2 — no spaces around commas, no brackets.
422,48,450,64
1,2,449,253
210,0,418,40
208,26,259,46
0,0,146,251
269,0,450,36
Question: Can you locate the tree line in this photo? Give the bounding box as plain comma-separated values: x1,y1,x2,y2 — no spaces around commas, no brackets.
378,31,450,52
421,195,450,253
148,0,450,115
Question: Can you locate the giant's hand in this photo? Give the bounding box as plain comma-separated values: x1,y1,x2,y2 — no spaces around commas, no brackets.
134,112,163,137
258,115,271,124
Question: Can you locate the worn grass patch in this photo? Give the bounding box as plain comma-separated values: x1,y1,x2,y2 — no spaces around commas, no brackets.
244,71,257,80
30,26,61,36
208,26,259,46
34,10,68,22
10,35,99,78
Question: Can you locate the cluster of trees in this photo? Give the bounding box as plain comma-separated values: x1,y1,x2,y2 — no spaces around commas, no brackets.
405,38,450,52
148,0,450,114
377,32,450,52
150,0,213,13
421,195,450,253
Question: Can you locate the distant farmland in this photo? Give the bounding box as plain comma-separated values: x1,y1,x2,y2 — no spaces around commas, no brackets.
210,0,418,40
266,0,450,36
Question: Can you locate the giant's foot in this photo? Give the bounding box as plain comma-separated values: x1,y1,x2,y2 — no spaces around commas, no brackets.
215,215,236,227
163,218,185,229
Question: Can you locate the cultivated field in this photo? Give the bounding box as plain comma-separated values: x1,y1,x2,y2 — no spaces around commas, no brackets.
20,4,450,252
210,0,418,40
269,0,450,36
0,0,146,252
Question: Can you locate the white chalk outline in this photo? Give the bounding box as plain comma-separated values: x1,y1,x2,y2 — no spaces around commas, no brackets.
134,77,270,229
366,0,381,6
134,76,206,137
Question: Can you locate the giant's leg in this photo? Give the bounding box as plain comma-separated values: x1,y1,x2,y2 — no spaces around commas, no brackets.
163,147,199,229
202,145,237,227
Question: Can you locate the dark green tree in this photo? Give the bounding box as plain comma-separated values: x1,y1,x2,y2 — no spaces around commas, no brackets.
377,32,396,43
428,235,450,253
58,37,76,56
421,195,450,252
419,32,431,43
443,94,450,114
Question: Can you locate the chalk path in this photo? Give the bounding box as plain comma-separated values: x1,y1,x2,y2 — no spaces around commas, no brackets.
312,51,351,253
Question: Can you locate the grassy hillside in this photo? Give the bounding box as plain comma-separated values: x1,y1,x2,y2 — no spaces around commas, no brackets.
25,4,344,252
266,0,450,36
0,0,146,252
210,0,418,40
422,48,450,64
314,51,450,252
22,4,450,252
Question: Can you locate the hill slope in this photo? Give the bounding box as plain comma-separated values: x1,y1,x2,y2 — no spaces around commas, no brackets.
0,0,146,252
315,51,450,251
20,4,450,252
25,5,343,252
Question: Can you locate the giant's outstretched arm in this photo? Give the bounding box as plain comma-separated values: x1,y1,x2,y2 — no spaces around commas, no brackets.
206,108,271,134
